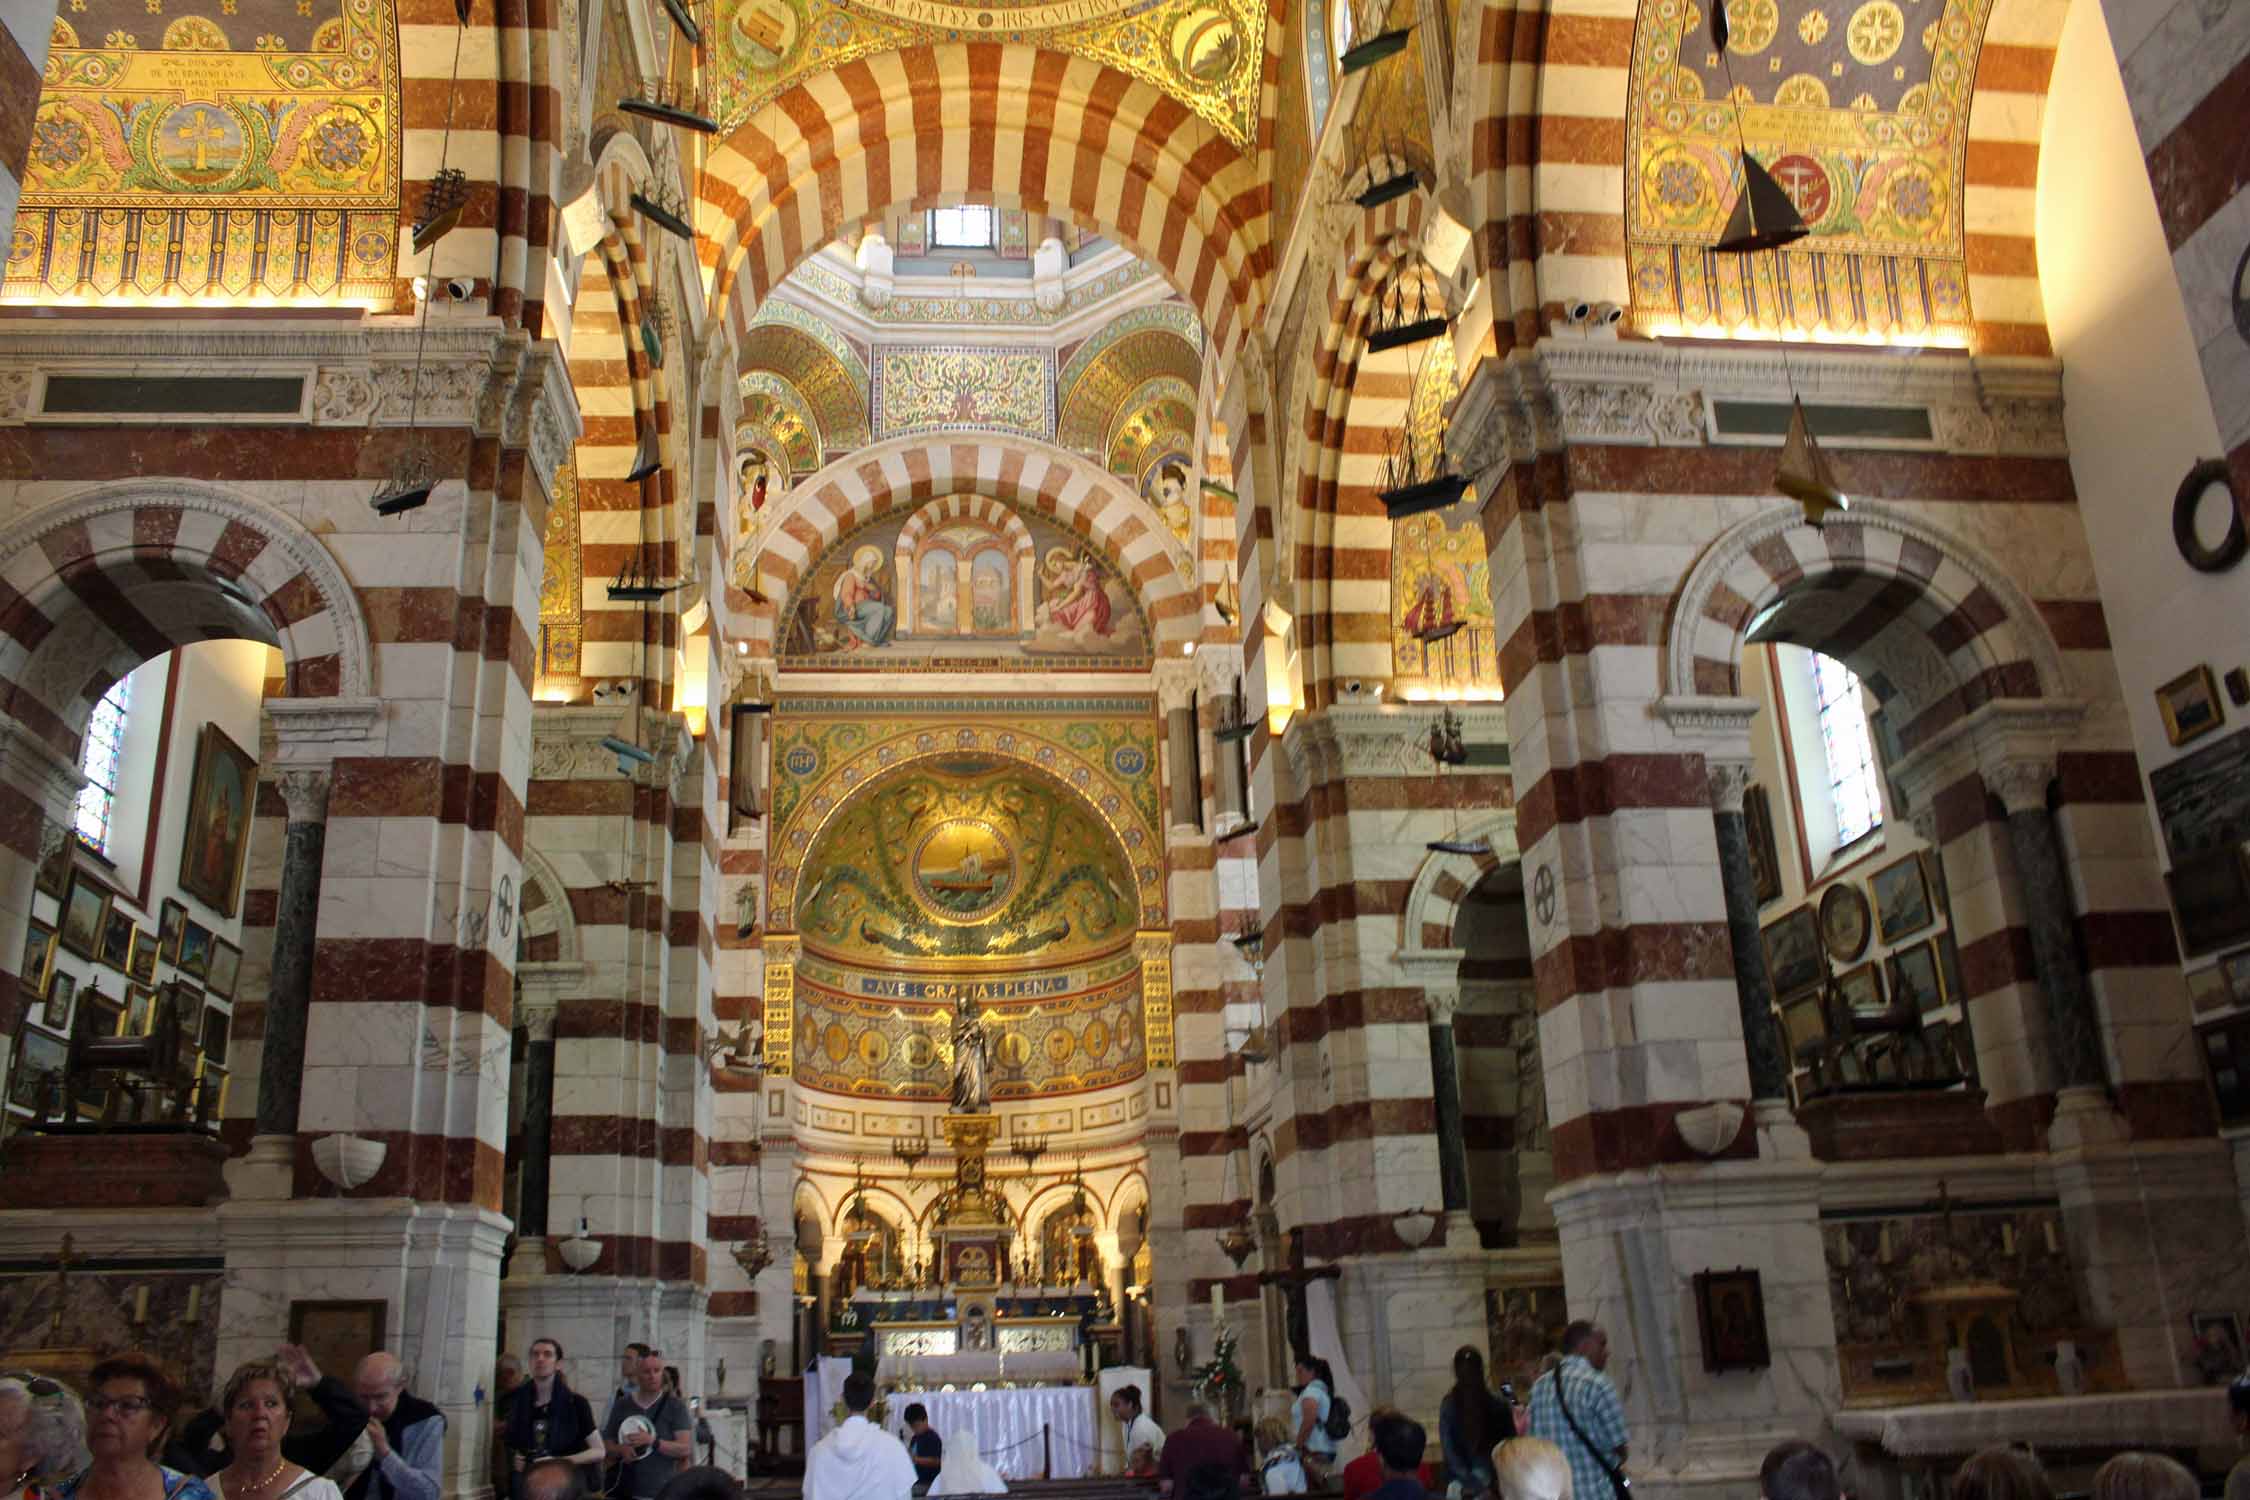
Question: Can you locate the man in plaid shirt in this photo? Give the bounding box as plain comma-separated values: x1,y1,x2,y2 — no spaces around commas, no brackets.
1525,1323,1628,1500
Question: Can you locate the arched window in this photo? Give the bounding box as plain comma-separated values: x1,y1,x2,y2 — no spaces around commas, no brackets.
1811,653,1881,846
74,676,133,856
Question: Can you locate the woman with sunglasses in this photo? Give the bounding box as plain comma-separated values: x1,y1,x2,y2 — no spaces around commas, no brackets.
60,1354,211,1500
204,1364,339,1500
0,1373,89,1500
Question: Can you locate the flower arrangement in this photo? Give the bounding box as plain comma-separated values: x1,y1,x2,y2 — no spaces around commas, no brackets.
1190,1326,1246,1415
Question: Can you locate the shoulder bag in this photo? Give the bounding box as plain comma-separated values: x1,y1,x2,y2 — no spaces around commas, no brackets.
1553,1372,1629,1500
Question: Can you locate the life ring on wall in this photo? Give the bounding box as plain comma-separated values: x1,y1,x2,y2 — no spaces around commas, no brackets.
2172,458,2247,574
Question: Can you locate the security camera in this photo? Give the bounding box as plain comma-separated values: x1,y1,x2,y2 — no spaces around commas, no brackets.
1565,299,1592,324
445,277,475,302
1343,679,1365,697
1593,301,1624,327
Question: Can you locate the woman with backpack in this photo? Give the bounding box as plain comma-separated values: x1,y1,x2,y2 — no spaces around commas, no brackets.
1290,1356,1341,1488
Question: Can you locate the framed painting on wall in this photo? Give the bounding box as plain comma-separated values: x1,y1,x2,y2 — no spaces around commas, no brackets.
6,1026,68,1114
127,927,159,985
1745,785,1781,905
1761,907,1824,996
159,899,188,963
205,941,241,1001
97,909,135,973
2158,665,2226,747
1818,883,1872,962
1888,939,1948,1014
35,836,71,900
1693,1269,1771,1372
288,1301,387,1389
178,922,214,982
59,874,110,960
19,920,54,1002
1869,853,1935,944
2166,847,2250,957
178,723,257,917
40,971,75,1033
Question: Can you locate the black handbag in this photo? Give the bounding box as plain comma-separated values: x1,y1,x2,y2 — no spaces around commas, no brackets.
1554,1370,1629,1500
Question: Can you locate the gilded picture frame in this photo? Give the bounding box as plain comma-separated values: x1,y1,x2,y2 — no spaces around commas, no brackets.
178,723,257,917
2158,664,2225,747
1869,852,1935,945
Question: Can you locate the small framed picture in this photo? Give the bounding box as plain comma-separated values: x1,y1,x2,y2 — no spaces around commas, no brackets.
205,939,241,1001
41,970,77,1032
82,982,124,1040
127,927,159,984
1835,961,1887,1019
2191,1311,2246,1379
35,836,72,900
178,921,214,982
125,983,156,1036
159,899,189,963
1745,785,1782,905
19,919,55,1000
167,983,205,1075
6,1026,69,1114
1887,938,1948,1014
1870,853,1936,945
2200,1017,2250,1128
200,1002,230,1067
1693,1268,1771,1372
97,909,135,972
59,873,110,960
1779,990,1828,1059
2159,665,2226,747
1762,906,1825,995
2167,847,2250,957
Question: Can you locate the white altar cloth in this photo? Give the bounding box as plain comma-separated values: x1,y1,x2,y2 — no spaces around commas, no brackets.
882,1386,1102,1479
1831,1389,2232,1458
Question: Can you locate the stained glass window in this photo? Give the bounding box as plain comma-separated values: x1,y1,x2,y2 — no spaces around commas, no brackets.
1812,653,1881,846
74,675,132,855
929,206,994,250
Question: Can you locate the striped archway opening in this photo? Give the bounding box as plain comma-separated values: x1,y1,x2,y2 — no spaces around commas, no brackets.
1666,501,2068,754
697,45,1270,376
734,433,1205,659
1287,191,1436,709
564,132,693,696
0,482,375,761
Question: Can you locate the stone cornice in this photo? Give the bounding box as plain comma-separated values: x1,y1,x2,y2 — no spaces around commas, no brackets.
264,698,384,761
1447,339,2070,491
0,319,585,496
1888,699,2089,811
1651,694,1762,746
530,705,694,787
1281,703,1509,785
0,719,87,823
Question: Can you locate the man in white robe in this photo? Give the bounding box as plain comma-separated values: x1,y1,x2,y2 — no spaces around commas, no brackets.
804,1374,917,1500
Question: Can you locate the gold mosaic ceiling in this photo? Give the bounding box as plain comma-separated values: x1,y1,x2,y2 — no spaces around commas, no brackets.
709,0,1268,148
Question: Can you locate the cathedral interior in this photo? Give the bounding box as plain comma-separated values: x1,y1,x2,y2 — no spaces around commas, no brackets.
1,0,2249,1486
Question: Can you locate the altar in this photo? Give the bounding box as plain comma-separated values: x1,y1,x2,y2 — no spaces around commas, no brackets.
879,1385,1105,1479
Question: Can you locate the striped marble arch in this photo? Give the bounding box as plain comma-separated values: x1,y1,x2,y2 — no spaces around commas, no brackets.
699,45,1270,374
733,433,1204,657
0,481,374,761
1401,811,1522,952
1667,501,2069,752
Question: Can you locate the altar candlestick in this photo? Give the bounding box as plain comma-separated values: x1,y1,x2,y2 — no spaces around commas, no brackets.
131,1286,149,1324
1210,1283,1223,1323
184,1286,202,1323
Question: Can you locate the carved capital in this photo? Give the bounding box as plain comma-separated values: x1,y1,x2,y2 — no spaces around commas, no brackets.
1983,755,2055,817
1705,757,1755,814
274,767,332,823
519,998,560,1042
1424,987,1463,1026
1153,660,1201,715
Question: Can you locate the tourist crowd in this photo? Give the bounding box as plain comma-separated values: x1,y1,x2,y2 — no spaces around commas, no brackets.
10,1335,2250,1500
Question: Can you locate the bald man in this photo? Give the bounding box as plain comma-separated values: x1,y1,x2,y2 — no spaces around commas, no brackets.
346,1352,446,1500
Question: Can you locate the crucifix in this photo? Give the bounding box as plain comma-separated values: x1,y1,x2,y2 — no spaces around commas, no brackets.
47,1232,75,1341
